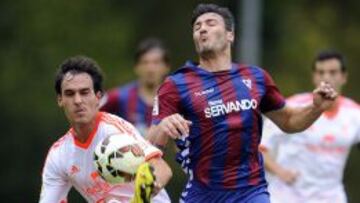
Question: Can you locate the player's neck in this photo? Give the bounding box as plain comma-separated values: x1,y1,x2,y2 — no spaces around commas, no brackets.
138,81,158,105
199,50,232,72
325,96,341,113
72,119,97,143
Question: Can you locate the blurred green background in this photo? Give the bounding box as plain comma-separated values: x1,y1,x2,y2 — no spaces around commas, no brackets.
0,0,359,202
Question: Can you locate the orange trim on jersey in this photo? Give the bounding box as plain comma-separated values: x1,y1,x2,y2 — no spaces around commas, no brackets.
72,112,103,149
101,113,137,138
145,151,163,161
323,97,342,119
102,114,127,134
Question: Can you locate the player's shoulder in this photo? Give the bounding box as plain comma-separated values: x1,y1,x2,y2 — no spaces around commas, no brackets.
340,96,360,112
108,81,137,94
166,61,198,82
100,112,138,135
158,62,195,92
118,81,137,91
101,112,128,125
46,131,72,159
235,63,273,80
237,63,263,71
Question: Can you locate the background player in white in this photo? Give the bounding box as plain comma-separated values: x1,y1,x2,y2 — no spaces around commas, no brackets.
40,56,172,203
261,50,360,203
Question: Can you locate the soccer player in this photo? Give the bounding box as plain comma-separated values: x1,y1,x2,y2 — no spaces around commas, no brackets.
260,51,360,203
40,56,172,203
101,38,170,135
146,4,338,203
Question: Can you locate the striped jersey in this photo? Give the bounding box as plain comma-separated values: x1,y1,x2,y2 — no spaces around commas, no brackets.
40,112,169,203
152,61,285,190
101,82,152,135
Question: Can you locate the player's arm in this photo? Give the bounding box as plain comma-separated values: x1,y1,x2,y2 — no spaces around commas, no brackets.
147,156,172,194
262,149,298,184
39,151,71,203
260,118,298,184
147,114,192,143
265,81,337,133
146,78,191,146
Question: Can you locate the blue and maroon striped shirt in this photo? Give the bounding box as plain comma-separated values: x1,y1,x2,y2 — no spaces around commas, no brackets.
152,61,285,190
101,82,152,136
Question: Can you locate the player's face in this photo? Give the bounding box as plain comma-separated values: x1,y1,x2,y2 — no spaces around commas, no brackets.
57,72,101,126
313,58,347,92
193,12,234,56
135,49,169,87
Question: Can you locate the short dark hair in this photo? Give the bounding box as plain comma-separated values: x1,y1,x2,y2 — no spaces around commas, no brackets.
191,3,235,32
134,38,170,65
55,55,104,95
313,50,347,72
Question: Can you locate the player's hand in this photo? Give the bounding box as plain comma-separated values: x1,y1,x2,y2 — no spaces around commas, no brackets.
158,113,192,139
276,168,299,185
131,163,157,203
313,81,338,112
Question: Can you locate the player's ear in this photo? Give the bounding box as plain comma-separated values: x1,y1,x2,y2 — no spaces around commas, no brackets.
227,30,235,44
95,91,102,102
57,95,63,107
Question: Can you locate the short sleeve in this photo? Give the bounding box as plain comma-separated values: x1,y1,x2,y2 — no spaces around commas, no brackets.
260,117,285,151
152,77,181,125
100,89,120,115
260,70,286,113
40,149,71,203
113,115,163,161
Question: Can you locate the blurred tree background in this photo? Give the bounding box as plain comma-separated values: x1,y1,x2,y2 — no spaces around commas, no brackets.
0,0,359,202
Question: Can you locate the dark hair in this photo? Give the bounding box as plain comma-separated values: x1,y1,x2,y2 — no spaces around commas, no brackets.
313,50,347,72
55,55,104,95
134,38,170,65
191,3,235,32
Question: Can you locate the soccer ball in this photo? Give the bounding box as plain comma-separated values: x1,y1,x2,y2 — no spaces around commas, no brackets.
93,134,145,184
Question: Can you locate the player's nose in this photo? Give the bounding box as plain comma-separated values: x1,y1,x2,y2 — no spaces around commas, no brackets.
74,93,82,104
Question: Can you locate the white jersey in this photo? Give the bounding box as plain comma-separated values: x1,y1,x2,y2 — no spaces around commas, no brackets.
261,93,360,203
40,112,170,203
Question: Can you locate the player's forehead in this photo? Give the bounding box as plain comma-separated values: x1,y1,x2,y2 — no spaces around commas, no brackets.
194,12,225,25
61,72,94,91
138,48,164,62
314,58,342,72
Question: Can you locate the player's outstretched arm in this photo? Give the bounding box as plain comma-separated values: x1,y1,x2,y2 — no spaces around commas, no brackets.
147,156,173,194
265,81,338,133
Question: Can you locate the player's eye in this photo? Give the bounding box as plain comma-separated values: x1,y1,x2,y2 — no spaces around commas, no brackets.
316,70,325,76
207,19,217,26
194,23,201,31
329,70,339,76
64,90,75,96
80,89,91,95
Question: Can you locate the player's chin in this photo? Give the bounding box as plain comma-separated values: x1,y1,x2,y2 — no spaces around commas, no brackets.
72,116,91,125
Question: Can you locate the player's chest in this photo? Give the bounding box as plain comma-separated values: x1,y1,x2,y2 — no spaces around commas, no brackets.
180,75,264,119
66,147,113,197
302,116,357,152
